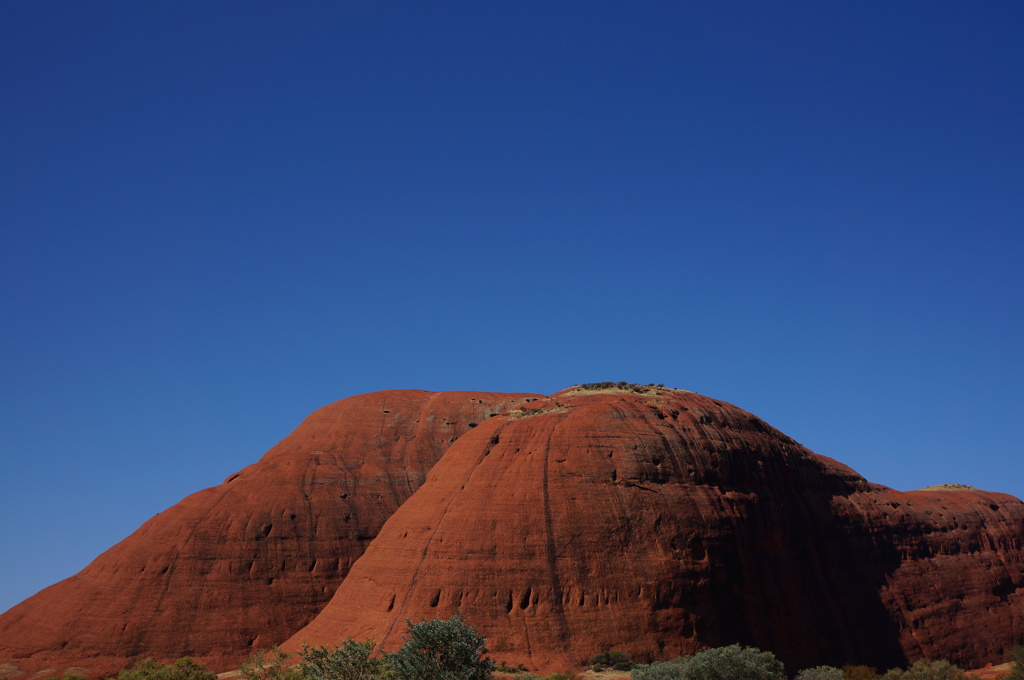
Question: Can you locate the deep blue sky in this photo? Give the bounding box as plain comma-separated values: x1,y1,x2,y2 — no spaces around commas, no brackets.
2,1,1022,614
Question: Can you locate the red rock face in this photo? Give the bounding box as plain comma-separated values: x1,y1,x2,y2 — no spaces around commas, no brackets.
0,390,542,677
3,387,1022,678
283,388,1024,674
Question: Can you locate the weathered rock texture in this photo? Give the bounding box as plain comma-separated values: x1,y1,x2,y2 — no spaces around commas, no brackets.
0,390,542,677
284,388,1024,673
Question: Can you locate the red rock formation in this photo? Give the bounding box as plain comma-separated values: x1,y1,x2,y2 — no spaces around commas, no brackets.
284,388,1024,674
0,390,542,677
3,386,1021,678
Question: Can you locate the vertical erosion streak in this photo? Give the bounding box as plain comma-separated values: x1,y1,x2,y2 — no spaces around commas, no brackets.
379,428,500,646
541,424,571,646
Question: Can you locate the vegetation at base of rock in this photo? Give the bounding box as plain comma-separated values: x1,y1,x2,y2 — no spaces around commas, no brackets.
383,612,494,680
678,645,785,680
589,651,634,671
299,640,384,680
116,658,216,680
241,648,302,680
630,657,691,680
796,667,844,680
877,659,965,680
843,666,880,680
630,647,783,680
494,662,527,674
84,639,1013,680
1008,645,1024,680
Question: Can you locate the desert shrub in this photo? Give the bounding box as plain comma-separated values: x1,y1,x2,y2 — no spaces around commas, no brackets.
843,666,880,680
240,648,302,680
591,652,632,668
495,661,527,674
881,661,965,680
298,640,384,680
679,645,784,680
546,673,579,680
797,667,844,680
1008,646,1024,680
118,657,216,680
631,659,690,680
902,660,965,680
385,611,494,680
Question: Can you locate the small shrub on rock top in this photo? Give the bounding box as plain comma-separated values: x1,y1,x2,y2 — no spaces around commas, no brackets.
797,667,844,680
679,645,784,680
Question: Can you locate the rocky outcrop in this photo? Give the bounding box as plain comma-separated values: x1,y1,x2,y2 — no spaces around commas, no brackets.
283,388,1024,673
3,386,1021,678
0,390,542,677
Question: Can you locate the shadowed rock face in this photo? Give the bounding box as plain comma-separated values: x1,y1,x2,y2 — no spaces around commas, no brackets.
0,390,542,677
283,388,1024,673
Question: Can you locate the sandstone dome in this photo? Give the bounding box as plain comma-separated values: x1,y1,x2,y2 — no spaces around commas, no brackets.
2,385,1022,678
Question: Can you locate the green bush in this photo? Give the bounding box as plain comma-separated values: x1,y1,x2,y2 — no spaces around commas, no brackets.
679,645,784,680
117,657,216,680
495,661,526,674
298,640,384,680
631,659,689,680
385,611,494,680
240,648,302,680
843,667,880,680
797,667,844,680
590,652,631,668
880,660,964,680
1008,646,1024,680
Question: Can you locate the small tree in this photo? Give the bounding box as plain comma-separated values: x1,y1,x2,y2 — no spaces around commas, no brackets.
797,667,844,680
299,640,384,680
679,645,784,680
386,612,494,680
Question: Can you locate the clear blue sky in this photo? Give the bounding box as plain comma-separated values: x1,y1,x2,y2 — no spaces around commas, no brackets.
2,1,1022,614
